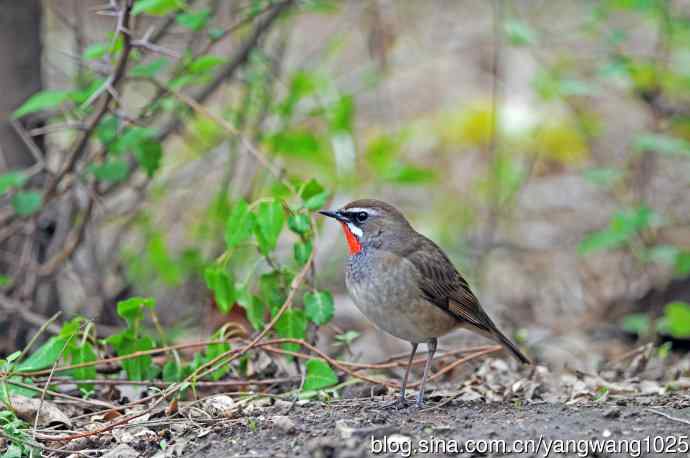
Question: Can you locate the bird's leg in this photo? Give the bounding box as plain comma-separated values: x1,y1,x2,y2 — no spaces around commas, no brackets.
382,342,417,409
415,338,437,408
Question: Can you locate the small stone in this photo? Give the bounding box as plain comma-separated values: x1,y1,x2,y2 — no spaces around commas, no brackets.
603,407,621,419
272,415,296,434
273,399,293,411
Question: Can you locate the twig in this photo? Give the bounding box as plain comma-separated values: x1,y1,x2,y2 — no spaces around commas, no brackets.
0,295,60,334
647,408,690,426
16,311,62,361
13,337,243,378
39,376,300,388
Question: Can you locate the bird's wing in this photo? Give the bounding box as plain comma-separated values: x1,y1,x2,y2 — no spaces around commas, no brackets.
401,236,531,364
403,238,496,333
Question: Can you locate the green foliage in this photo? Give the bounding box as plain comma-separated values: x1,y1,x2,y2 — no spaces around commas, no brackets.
0,411,34,458
88,158,129,183
131,57,169,78
504,19,537,46
662,302,690,339
254,200,285,255
177,9,211,31
302,359,338,391
106,298,158,381
0,173,26,195
633,133,690,156
304,291,334,325
204,266,235,313
12,90,73,118
10,191,42,216
16,337,65,372
578,206,657,254
132,0,185,16
275,309,307,354
224,199,255,248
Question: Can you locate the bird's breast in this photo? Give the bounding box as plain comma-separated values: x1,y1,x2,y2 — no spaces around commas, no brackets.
345,249,458,342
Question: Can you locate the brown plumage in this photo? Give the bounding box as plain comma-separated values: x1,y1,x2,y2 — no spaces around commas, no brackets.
320,199,530,408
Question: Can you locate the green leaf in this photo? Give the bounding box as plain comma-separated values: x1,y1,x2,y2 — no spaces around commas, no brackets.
132,0,184,16
288,214,311,235
259,271,290,313
299,179,330,210
254,200,285,255
3,444,23,458
11,191,42,216
13,90,72,118
620,313,650,336
176,9,210,30
275,309,306,354
328,95,354,133
665,301,690,338
633,133,690,156
293,240,312,266
302,359,338,391
83,42,108,60
17,337,66,371
304,291,334,325
96,116,119,146
578,228,629,255
119,336,157,381
0,275,9,287
187,55,225,74
384,164,435,184
578,206,656,255
116,297,156,324
267,130,321,158
88,159,129,183
131,57,169,78
237,286,264,331
133,138,163,177
162,360,182,382
675,251,690,277
0,172,27,195
225,199,255,248
70,343,97,390
303,191,330,211
204,267,235,313
504,19,537,46
334,330,360,344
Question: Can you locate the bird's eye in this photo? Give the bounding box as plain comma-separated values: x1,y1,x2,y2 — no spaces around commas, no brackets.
355,211,368,223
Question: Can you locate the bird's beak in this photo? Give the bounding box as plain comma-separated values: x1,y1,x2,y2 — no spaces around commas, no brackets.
318,210,348,223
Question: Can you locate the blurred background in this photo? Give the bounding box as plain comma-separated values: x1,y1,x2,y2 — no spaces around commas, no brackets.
1,0,690,375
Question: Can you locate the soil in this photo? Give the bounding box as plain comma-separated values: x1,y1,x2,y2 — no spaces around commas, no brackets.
174,394,690,458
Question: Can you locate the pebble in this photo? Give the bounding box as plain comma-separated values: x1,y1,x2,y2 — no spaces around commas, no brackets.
603,407,621,419
272,415,297,434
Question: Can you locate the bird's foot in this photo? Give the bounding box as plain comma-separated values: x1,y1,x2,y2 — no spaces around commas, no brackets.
380,397,409,410
414,392,425,409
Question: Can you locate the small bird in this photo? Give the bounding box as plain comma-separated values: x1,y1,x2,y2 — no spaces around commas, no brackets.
320,199,530,408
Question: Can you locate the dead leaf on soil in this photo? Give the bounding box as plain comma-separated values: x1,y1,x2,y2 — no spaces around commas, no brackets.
6,395,72,428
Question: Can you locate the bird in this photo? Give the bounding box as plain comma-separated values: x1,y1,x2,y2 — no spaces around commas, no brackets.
319,199,530,408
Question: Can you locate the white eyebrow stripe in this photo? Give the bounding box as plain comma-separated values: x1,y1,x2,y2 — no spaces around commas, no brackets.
346,222,363,238
344,207,378,215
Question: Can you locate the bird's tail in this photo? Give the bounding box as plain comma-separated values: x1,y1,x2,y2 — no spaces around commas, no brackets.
492,329,531,365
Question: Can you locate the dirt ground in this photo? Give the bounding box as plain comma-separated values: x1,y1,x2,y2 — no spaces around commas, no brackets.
170,394,690,458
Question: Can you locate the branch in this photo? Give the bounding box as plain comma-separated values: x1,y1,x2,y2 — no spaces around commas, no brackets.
42,0,135,204
156,0,294,141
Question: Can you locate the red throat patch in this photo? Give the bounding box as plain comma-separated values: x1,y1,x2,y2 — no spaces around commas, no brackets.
339,222,362,255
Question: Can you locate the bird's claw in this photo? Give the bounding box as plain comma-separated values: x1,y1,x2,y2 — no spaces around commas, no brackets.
381,397,409,410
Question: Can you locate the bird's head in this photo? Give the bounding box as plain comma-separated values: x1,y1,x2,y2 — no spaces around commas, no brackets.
319,199,413,255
